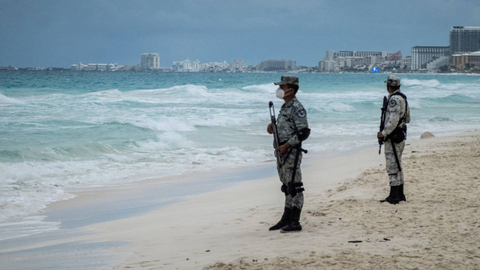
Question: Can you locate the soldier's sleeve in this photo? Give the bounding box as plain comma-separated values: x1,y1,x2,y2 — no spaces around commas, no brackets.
287,105,309,147
382,96,403,137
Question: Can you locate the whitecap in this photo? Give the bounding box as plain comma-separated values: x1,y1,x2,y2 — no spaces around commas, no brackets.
327,102,355,112
126,118,196,132
136,132,195,151
84,89,123,97
429,116,454,122
130,85,209,96
407,99,422,109
242,83,276,93
402,79,441,87
0,93,24,104
192,113,261,127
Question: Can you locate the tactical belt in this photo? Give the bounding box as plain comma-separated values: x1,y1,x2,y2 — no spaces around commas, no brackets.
281,182,305,195
294,182,305,192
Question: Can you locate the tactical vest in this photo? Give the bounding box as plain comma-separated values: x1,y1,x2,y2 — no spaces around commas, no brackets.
387,92,409,143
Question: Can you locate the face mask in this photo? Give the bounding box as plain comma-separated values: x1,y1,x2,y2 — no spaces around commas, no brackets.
276,88,285,99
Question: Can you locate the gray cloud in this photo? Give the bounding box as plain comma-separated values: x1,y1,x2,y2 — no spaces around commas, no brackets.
0,0,479,67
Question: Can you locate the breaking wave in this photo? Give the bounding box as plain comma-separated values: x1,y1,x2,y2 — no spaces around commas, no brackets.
242,83,276,93
402,79,441,87
0,93,24,104
2,72,480,241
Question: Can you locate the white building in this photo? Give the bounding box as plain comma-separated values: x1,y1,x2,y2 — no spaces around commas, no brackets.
411,46,450,70
172,59,192,71
200,61,228,72
319,50,392,72
229,60,244,70
426,56,451,71
400,56,412,70
258,59,296,71
192,60,201,71
172,61,183,71
324,60,336,72
74,62,121,71
325,50,335,60
328,50,386,59
97,64,109,71
140,53,160,69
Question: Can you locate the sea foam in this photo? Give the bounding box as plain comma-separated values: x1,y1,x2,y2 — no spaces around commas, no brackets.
0,93,24,104
2,72,480,241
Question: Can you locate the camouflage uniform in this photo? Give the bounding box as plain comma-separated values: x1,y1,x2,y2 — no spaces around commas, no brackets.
276,96,308,209
268,76,309,232
382,89,410,187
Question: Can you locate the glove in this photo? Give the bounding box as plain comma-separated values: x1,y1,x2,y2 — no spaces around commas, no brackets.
281,184,288,195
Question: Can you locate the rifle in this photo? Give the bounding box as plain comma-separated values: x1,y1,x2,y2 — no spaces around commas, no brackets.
378,96,388,154
269,101,281,167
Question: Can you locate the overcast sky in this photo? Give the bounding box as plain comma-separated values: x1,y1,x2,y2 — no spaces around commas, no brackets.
1,0,479,67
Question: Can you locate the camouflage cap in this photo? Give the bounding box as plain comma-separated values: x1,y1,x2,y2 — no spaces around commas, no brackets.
274,76,299,86
384,75,401,87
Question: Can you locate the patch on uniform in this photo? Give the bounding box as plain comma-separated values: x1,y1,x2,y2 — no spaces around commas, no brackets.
389,99,397,107
297,109,306,118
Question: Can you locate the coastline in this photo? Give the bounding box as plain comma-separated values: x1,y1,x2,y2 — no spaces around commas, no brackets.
94,129,480,269
0,164,278,269
70,142,387,268
1,130,479,270
0,139,383,269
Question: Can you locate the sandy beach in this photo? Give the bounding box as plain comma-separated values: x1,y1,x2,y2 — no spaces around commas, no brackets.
62,130,478,270
2,130,479,270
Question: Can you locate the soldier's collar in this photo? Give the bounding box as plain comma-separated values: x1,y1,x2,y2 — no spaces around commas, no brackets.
389,90,401,97
282,97,297,109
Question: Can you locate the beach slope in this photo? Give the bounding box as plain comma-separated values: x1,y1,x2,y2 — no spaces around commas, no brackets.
93,131,480,270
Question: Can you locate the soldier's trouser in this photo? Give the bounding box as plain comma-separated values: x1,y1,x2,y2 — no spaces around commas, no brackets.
384,139,405,187
277,148,304,210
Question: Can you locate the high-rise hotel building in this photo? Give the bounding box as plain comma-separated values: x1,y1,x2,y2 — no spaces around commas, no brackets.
450,26,480,54
140,53,160,69
411,46,450,70
328,50,388,58
258,59,296,71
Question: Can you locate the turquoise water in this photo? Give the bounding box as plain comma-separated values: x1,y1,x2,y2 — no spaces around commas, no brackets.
1,71,480,239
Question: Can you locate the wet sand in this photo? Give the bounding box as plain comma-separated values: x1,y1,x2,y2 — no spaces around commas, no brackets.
2,131,479,270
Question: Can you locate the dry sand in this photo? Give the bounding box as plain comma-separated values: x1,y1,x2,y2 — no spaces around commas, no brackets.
88,131,480,270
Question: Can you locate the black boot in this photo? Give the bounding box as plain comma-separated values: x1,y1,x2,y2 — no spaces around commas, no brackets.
269,207,292,231
380,186,401,205
380,186,393,203
280,207,302,233
399,184,406,202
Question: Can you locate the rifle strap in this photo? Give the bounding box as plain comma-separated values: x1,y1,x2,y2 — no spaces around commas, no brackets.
387,92,409,130
281,147,294,166
289,143,302,185
390,139,402,172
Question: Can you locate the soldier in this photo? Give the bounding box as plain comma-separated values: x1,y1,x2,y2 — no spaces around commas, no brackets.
377,75,410,204
267,76,310,233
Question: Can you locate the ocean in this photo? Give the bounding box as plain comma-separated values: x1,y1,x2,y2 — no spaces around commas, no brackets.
1,71,480,240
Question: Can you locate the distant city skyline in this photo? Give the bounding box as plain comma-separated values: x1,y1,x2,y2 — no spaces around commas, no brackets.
1,0,479,68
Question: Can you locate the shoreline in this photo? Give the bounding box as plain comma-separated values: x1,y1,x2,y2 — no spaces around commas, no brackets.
3,69,480,76
80,141,388,268
0,139,383,269
1,130,479,269
92,129,480,269
0,142,363,243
